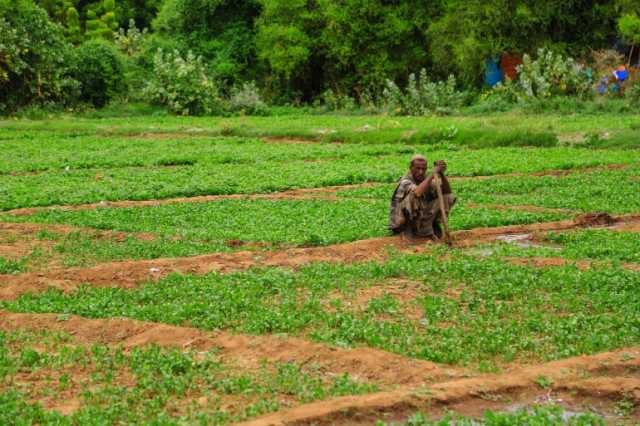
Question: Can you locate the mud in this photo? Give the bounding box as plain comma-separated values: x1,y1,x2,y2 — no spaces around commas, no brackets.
240,348,640,425
609,222,640,233
2,213,638,301
0,311,461,387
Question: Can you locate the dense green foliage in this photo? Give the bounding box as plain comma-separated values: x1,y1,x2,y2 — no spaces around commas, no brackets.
153,0,261,85
0,0,77,113
72,39,126,107
4,0,640,113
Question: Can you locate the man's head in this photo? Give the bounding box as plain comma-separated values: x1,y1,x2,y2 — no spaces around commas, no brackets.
409,154,427,182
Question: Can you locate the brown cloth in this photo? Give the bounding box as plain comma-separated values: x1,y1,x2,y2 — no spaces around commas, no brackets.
389,172,456,238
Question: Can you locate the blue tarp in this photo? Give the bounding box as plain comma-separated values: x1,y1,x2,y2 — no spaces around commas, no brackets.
484,57,502,87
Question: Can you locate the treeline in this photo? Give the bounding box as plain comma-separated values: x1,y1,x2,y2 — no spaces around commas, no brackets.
1,0,640,115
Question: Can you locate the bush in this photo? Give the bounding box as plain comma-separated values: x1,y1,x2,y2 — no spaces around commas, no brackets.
456,129,558,148
625,82,640,106
516,48,593,100
143,49,223,115
115,19,149,57
0,0,78,114
73,40,126,107
320,90,358,112
382,69,468,115
228,82,268,115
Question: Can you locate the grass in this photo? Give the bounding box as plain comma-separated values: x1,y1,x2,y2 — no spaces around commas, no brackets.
2,110,639,140
0,329,377,424
4,251,638,368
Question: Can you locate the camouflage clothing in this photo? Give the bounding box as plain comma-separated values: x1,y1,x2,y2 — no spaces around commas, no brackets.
389,172,456,237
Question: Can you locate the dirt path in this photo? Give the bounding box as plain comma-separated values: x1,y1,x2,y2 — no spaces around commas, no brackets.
1,213,637,301
0,311,462,387
240,348,640,425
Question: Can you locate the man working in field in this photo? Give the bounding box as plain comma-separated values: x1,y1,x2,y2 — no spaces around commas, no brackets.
389,155,456,240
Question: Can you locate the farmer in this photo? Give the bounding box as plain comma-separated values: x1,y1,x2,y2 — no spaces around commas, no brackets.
389,155,456,239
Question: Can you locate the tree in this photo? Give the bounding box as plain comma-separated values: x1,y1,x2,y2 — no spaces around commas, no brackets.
428,0,619,86
0,0,77,112
618,13,640,65
319,0,434,95
85,0,119,40
153,0,261,86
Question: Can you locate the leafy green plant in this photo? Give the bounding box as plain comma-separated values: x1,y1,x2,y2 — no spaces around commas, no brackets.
6,251,640,366
143,49,223,115
85,0,119,40
228,81,268,115
72,39,126,107
114,19,148,57
0,330,378,424
516,49,593,100
0,0,78,113
0,256,26,275
382,69,468,115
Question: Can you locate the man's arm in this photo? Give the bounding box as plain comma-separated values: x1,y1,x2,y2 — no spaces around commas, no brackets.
414,174,435,197
415,161,446,197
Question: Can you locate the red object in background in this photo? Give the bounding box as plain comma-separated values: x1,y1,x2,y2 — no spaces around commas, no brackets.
500,53,522,81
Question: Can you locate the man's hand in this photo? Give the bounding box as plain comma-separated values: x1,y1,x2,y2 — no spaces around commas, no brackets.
433,160,447,176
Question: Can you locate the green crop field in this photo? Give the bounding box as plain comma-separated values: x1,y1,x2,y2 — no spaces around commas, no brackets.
0,112,639,425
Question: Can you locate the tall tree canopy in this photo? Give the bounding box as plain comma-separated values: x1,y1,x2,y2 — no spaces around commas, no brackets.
154,0,261,84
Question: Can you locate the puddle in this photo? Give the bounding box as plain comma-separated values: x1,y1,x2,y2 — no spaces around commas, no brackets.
505,397,604,422
495,234,562,250
474,248,495,257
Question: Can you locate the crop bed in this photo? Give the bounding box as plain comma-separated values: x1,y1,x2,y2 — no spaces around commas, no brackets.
0,114,639,424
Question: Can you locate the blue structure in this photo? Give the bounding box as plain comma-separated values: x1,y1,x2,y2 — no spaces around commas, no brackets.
484,57,503,87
